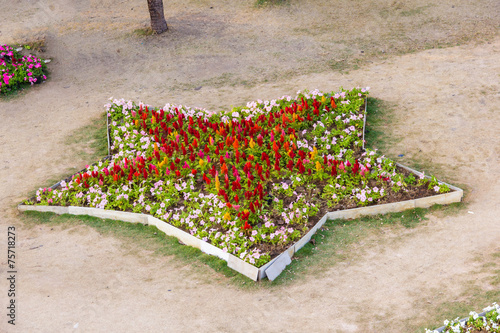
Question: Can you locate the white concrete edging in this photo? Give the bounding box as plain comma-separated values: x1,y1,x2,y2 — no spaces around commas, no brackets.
18,163,463,281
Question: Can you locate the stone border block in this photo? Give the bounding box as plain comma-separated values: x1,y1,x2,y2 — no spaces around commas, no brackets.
265,251,292,281
18,205,69,214
227,254,259,281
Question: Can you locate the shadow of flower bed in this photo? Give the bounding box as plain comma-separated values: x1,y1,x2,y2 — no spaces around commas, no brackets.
24,87,453,267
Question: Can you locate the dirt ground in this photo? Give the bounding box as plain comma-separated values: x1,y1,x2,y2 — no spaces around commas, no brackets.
1,0,499,332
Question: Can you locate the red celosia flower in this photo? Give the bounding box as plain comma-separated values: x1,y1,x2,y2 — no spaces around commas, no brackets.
331,97,337,109
256,134,263,147
242,221,252,230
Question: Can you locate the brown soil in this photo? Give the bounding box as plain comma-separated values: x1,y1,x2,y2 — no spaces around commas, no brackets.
1,0,499,332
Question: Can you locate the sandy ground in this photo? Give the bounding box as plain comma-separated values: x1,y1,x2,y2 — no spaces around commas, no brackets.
1,0,500,332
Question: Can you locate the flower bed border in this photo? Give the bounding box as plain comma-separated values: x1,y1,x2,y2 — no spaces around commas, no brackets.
17,163,462,281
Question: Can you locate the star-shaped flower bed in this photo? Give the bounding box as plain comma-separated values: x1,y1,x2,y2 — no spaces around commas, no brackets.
23,87,457,273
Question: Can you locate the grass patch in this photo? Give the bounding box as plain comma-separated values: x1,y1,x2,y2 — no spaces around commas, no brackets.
255,0,288,8
327,59,350,73
64,112,109,162
364,97,400,153
400,5,433,17
0,86,30,100
133,27,154,36
21,38,47,53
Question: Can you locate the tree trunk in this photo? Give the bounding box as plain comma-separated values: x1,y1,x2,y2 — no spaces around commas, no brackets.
147,0,168,34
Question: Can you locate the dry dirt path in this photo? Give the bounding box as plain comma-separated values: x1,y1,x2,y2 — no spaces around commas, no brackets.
1,2,500,332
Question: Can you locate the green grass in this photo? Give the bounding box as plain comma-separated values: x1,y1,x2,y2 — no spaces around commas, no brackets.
255,0,288,8
400,5,433,17
65,112,109,161
133,27,154,36
0,86,30,100
364,97,400,153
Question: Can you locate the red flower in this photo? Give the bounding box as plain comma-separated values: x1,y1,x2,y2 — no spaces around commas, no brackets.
331,165,337,176
331,97,337,109
242,221,252,230
256,134,263,147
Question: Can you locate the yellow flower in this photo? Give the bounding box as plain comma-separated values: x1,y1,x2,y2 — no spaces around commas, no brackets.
199,159,204,167
321,95,326,103
311,146,318,159
223,212,231,221
135,119,139,127
316,161,322,171
158,157,167,171
249,138,255,149
215,174,220,192
151,116,156,124
209,136,214,145
154,142,159,152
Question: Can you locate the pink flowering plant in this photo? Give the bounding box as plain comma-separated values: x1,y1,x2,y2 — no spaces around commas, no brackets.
0,44,47,94
26,87,451,267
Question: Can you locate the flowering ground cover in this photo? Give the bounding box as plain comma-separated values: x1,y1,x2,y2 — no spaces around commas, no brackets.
25,87,452,267
0,44,47,94
426,303,500,333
